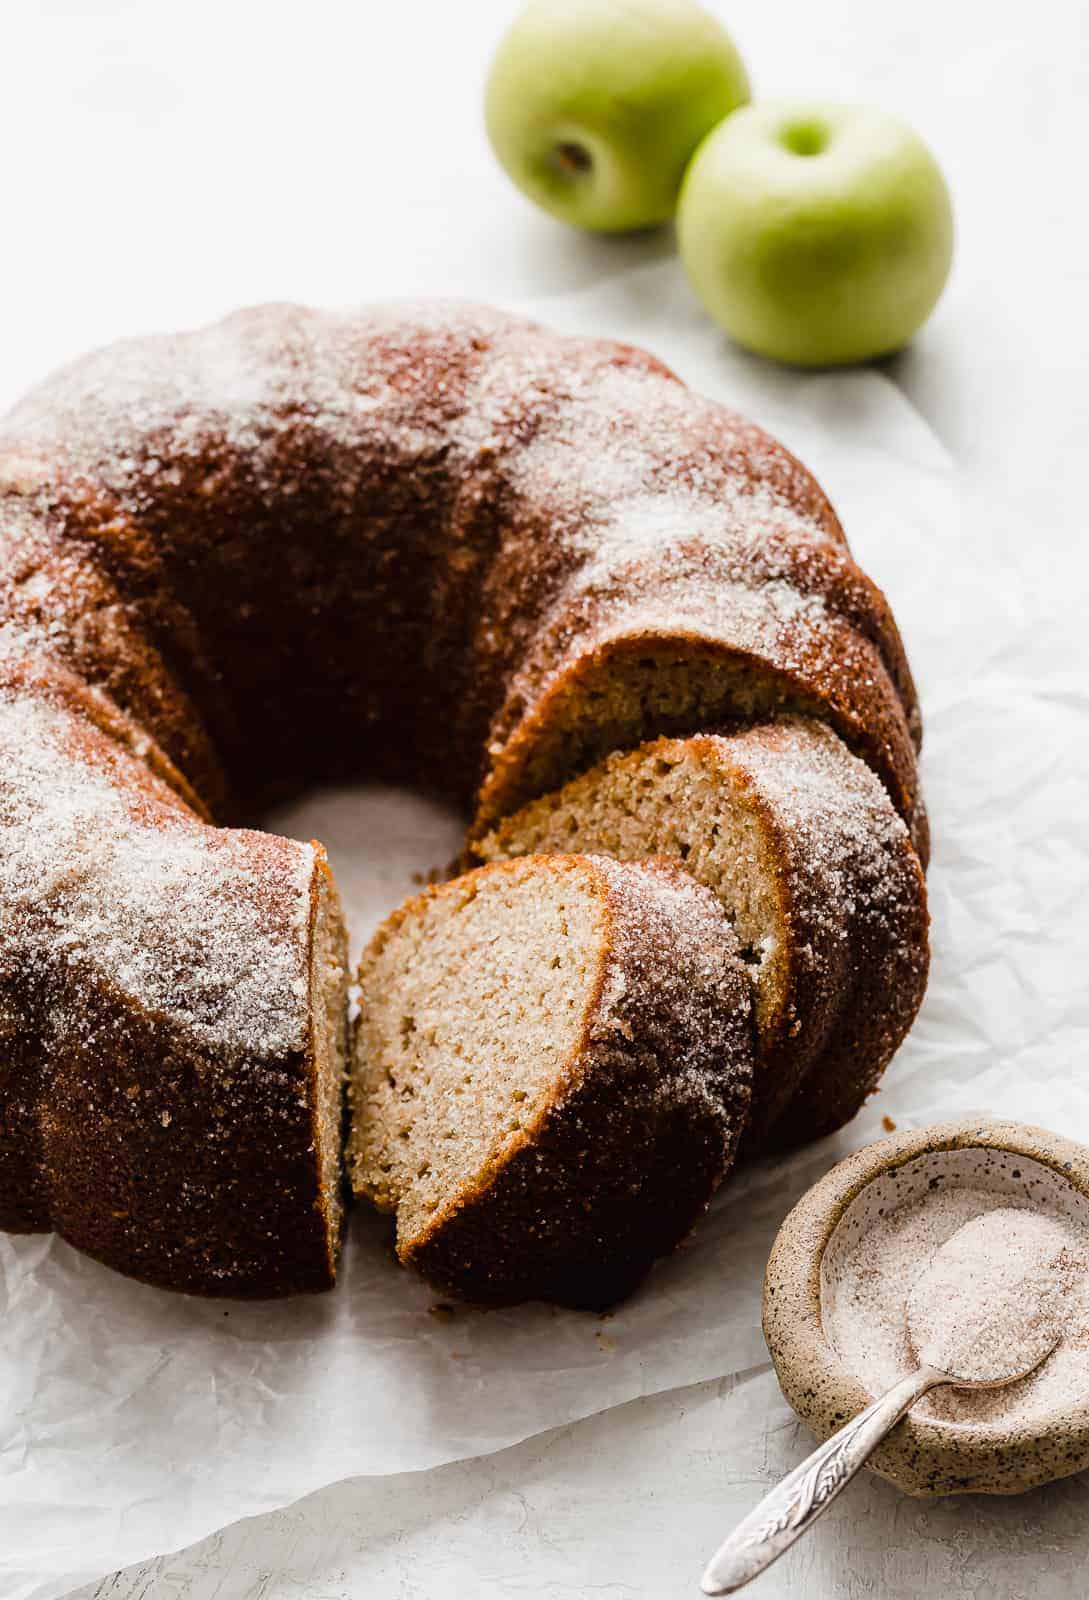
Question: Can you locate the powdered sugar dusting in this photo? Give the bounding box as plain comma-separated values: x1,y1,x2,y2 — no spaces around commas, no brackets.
0,300,853,668
0,691,314,1058
728,716,916,938
0,299,918,859
589,854,753,1132
555,572,837,666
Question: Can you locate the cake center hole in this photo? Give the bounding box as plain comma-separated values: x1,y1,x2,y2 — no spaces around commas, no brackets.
779,119,830,157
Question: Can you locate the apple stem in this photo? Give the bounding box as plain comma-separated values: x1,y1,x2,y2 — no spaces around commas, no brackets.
553,141,592,179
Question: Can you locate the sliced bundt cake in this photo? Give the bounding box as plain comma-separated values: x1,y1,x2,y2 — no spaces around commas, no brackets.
0,301,928,1296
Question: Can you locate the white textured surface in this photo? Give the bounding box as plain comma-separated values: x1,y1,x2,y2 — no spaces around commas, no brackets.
80,1372,1089,1600
0,0,1083,1594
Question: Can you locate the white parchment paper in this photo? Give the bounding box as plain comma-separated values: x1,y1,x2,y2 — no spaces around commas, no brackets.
3,262,1087,1600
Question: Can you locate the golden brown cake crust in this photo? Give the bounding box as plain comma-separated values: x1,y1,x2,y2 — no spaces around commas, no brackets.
0,300,926,1298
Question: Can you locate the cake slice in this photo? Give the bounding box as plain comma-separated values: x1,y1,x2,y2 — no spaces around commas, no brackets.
477,718,929,1150
0,667,351,1294
347,853,753,1308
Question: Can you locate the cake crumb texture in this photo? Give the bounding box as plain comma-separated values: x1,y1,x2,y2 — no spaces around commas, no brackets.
349,855,754,1308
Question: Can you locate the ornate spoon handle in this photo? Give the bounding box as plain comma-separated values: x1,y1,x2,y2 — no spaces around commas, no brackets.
700,1366,941,1595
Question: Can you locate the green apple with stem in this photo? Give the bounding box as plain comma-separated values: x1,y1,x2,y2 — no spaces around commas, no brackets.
485,0,751,233
677,102,954,365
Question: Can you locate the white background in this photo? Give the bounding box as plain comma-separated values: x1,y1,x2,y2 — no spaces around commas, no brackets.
0,0,1085,1595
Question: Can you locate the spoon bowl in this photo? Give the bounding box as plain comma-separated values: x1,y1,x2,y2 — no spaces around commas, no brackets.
764,1120,1089,1499
701,1202,1079,1595
699,1330,1061,1597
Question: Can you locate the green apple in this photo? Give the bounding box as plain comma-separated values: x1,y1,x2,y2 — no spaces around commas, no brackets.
677,102,954,365
485,0,751,233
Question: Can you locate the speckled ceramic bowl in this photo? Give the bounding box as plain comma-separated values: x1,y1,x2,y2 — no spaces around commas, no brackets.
763,1117,1089,1496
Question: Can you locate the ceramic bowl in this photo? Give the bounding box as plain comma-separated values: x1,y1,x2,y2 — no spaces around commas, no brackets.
763,1117,1089,1496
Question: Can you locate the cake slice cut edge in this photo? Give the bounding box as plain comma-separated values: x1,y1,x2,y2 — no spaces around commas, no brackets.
346,853,755,1309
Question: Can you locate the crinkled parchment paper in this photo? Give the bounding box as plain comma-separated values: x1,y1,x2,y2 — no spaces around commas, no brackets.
3,262,1087,1600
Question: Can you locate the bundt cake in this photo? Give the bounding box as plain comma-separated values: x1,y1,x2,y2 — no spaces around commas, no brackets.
0,299,928,1300
347,854,754,1308
476,717,929,1151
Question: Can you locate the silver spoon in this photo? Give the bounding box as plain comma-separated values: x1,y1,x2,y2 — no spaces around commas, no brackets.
700,1210,1070,1596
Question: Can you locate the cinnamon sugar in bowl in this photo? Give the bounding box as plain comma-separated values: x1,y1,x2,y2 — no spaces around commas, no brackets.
763,1118,1089,1495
